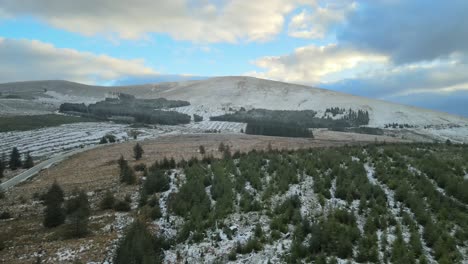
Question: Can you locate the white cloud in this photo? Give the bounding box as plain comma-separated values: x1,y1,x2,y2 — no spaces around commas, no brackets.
0,37,158,84
0,0,313,43
248,44,388,84
288,1,355,39
248,42,468,103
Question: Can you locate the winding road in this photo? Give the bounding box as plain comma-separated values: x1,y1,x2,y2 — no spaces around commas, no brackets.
0,145,97,190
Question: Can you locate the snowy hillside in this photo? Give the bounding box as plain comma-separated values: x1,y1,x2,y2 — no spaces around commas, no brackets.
1,77,468,142
1,76,467,128
127,76,468,128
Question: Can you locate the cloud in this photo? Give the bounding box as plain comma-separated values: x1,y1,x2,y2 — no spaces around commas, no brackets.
323,53,468,99
338,0,468,64
0,37,159,84
249,42,468,117
249,44,388,84
388,90,468,118
0,0,312,43
288,1,355,39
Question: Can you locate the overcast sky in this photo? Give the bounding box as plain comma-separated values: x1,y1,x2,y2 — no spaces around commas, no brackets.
0,0,467,116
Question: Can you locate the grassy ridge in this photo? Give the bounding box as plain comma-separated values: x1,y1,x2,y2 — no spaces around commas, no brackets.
0,114,97,132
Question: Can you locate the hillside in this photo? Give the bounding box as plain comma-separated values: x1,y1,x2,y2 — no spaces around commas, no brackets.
0,137,467,263
1,76,468,142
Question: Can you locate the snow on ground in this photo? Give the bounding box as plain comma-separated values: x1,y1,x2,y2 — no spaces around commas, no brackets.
147,76,468,130
155,169,185,239
37,90,101,107
364,163,436,263
410,126,468,143
0,122,129,158
408,165,468,210
186,121,246,133
163,211,292,264
99,212,134,263
3,77,468,143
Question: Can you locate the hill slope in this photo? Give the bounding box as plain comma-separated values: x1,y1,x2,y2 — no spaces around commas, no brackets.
1,76,468,143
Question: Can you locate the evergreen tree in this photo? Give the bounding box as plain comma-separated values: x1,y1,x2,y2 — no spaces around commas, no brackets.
100,190,116,210
391,225,414,264
66,190,91,238
99,136,108,144
199,145,206,155
43,182,65,228
9,147,22,170
23,152,34,169
119,157,136,184
133,143,144,160
114,220,163,264
144,169,170,194
148,197,162,220
0,156,4,179
193,114,203,122
218,142,225,152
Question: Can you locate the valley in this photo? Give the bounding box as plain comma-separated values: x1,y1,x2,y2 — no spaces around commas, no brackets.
0,76,467,263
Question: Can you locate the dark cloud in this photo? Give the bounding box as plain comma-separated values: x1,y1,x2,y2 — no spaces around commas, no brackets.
339,0,468,64
322,56,468,117
388,91,468,118
325,77,468,117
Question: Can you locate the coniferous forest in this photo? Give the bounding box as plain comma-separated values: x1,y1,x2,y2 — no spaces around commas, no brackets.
59,93,191,125
113,142,468,263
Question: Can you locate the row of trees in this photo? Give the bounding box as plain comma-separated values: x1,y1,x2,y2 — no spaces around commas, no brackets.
211,108,370,129
371,144,465,263
107,142,468,262
0,147,34,177
245,122,313,138
59,95,191,125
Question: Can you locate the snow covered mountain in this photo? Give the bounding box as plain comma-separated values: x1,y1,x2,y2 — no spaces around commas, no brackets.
1,76,467,141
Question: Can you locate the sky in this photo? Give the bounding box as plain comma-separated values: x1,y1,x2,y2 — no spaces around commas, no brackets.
0,0,467,117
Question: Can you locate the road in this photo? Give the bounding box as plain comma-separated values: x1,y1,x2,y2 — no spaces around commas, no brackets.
0,145,97,190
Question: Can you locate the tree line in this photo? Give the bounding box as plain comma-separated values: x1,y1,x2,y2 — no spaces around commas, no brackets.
210,107,370,129
0,147,34,179
59,94,191,125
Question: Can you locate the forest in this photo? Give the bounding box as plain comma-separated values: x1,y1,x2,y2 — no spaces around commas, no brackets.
111,142,467,263
245,121,313,138
210,108,370,129
59,93,191,125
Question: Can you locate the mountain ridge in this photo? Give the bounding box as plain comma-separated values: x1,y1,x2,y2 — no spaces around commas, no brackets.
1,76,468,128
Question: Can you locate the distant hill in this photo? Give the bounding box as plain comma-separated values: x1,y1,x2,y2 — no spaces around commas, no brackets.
1,76,468,141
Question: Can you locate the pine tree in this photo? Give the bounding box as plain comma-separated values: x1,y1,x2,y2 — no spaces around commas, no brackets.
9,147,22,170
114,220,163,264
121,165,136,184
100,190,116,210
119,157,136,185
144,169,170,194
66,190,91,238
118,155,126,170
43,182,65,228
199,145,205,155
218,142,225,152
133,143,144,160
23,152,34,169
0,156,4,179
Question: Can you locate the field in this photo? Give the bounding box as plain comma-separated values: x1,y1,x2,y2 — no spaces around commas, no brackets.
0,122,132,160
